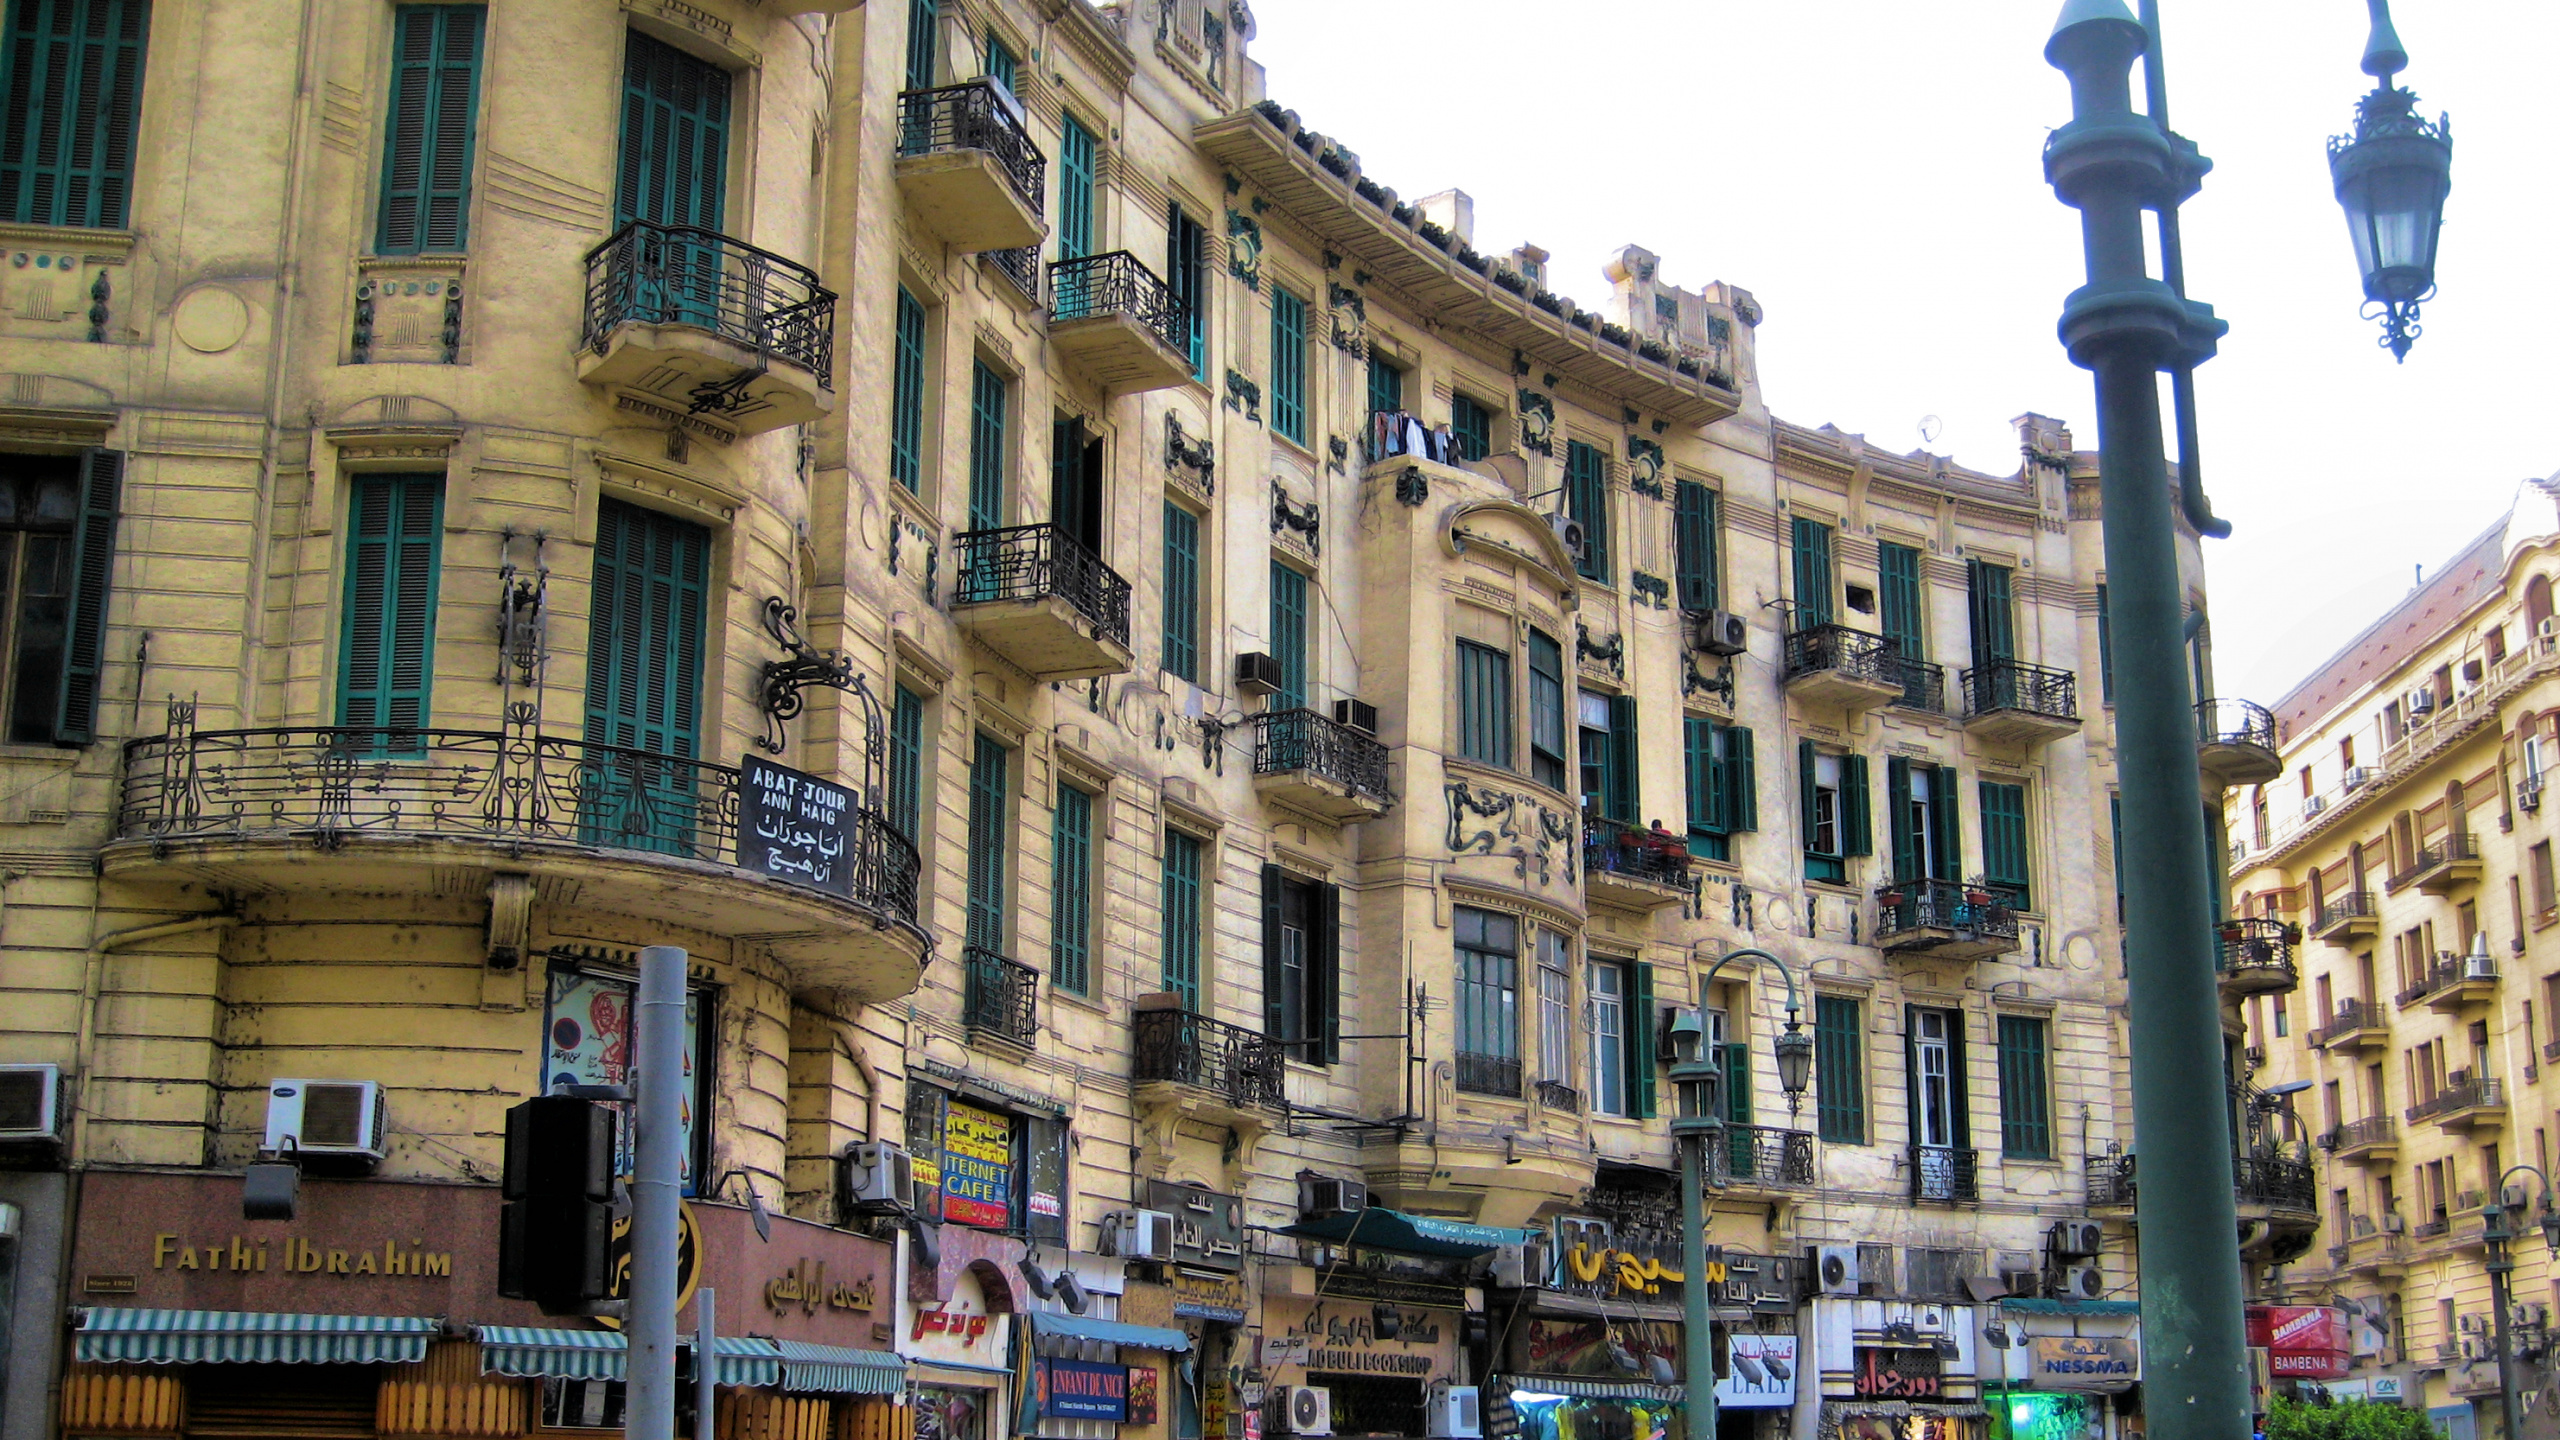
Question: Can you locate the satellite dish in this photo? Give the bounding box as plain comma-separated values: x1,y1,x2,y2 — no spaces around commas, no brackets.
1918,415,1943,446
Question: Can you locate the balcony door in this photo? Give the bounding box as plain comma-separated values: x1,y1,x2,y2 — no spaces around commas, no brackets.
617,32,730,328
584,499,708,854
1906,1006,1971,1202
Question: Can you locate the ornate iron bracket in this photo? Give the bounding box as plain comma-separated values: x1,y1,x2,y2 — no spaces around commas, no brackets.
495,529,549,686
1166,411,1216,493
1630,572,1670,611
1271,484,1319,554
753,597,887,789
1684,651,1736,708
1395,467,1428,507
1224,369,1262,422
1576,624,1624,680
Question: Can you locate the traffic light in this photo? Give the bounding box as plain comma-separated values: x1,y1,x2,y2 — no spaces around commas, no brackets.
499,1097,617,1314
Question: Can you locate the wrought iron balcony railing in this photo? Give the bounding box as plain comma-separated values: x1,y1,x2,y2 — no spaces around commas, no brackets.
2311,889,2378,937
1909,1144,1979,1204
1533,1079,1583,1113
1783,624,1900,689
2217,916,2298,982
2407,1075,2503,1123
2325,1115,2396,1151
1709,1125,1816,1188
2237,1155,2318,1211
983,245,1042,303
895,80,1046,208
1892,657,1947,714
2309,998,2385,1047
2197,697,2278,751
962,946,1039,1044
1582,815,1696,889
1456,1051,1522,1098
953,523,1133,647
582,221,836,381
1252,709,1393,803
1049,250,1187,355
1131,1007,1285,1109
115,709,919,923
2394,951,2496,1009
1960,658,2079,723
1875,879,2023,943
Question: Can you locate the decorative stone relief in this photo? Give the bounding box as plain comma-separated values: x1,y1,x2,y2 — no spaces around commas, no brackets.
1327,282,1366,357
1683,652,1736,709
1630,572,1670,611
1223,368,1262,423
1576,624,1624,681
1270,481,1318,555
1627,438,1666,498
352,258,465,364
1225,211,1263,290
1517,390,1555,457
1394,467,1428,507
1166,410,1215,495
1444,778,1575,888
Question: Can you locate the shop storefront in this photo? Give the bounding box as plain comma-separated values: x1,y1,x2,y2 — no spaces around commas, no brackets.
1801,1297,1986,1440
900,1253,1017,1440
1972,1300,2139,1440
1,1168,70,1440
1263,1204,1515,1436
59,1171,904,1440
1488,1171,1691,1440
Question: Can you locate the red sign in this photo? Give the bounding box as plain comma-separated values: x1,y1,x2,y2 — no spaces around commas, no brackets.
1852,1347,1942,1399
2246,1305,2350,1379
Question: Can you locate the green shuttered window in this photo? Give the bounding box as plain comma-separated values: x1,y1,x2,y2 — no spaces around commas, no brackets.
1366,357,1402,418
1271,285,1308,444
1161,501,1199,681
586,499,705,759
1880,541,1924,657
338,474,444,742
1980,780,2031,909
1453,906,1519,1095
1051,785,1092,994
1674,481,1718,613
888,685,924,842
1161,829,1203,1009
1450,394,1491,464
1683,720,1757,861
1455,640,1511,769
1566,441,1609,582
2096,582,2115,701
616,31,727,231
968,358,1006,532
1791,517,1833,629
1968,559,2015,665
1526,630,1565,791
1168,204,1207,380
1628,961,1656,1120
48,448,119,745
890,287,927,492
1262,866,1339,1065
966,733,1008,953
1269,561,1307,711
1815,995,1866,1144
904,0,937,90
1057,115,1095,260
0,0,150,229
982,33,1015,90
1996,1013,2052,1159
377,6,482,253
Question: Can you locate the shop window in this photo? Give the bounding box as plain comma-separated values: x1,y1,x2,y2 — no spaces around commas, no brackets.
1307,1374,1422,1440
914,1385,991,1440
540,956,710,1193
542,1378,626,1429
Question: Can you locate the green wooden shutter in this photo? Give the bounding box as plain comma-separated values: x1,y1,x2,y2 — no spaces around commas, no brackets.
1167,204,1206,380
968,358,1006,532
1161,501,1198,681
1946,1010,1972,1148
1886,757,1914,882
2110,793,2126,922
1931,769,1963,882
1674,481,1718,612
982,33,1016,90
1843,754,1872,858
1605,694,1638,824
965,733,1009,953
890,287,927,492
1968,560,2016,665
1628,962,1656,1120
1879,541,1924,658
1567,441,1610,582
1271,286,1307,443
1367,357,1403,417
1815,995,1865,1144
1261,863,1284,1034
1051,786,1092,994
2096,582,2115,701
1790,518,1833,630
585,499,707,759
1161,830,1202,1009
1271,562,1308,711
1058,115,1095,260
904,0,937,90
1903,1003,1923,1147
53,446,120,745
616,31,728,231
1980,780,2030,908
1684,717,1719,856
1049,416,1084,546
337,474,445,742
377,6,483,253
1725,724,1757,831
1450,394,1490,464
1996,1014,2052,1159
0,0,151,229
1315,882,1341,1064
888,684,924,841
1456,640,1511,769
1797,738,1820,845
1721,1040,1750,1125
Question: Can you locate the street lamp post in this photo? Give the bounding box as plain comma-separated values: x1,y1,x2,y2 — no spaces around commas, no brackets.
2327,0,2454,361
1670,947,1814,1440
2481,1167,2560,1440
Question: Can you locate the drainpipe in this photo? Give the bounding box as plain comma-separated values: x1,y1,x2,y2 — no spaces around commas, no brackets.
71,912,239,1165
836,1027,884,1143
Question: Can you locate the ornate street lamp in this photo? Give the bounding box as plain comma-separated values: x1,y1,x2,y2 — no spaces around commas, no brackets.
2327,0,2453,361
2481,1168,2560,1440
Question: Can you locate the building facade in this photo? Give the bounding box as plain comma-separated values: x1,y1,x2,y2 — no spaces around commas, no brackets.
2235,483,2560,1439
0,3,2255,1440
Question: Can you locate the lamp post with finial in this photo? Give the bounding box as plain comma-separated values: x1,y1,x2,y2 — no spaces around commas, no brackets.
2480,1167,2560,1440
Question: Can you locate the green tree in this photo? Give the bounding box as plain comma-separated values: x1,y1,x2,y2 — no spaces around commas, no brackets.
2263,1396,2433,1440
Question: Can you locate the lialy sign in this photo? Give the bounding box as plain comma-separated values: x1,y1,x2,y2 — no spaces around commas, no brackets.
739,757,857,896
1042,1359,1130,1421
1715,1334,1796,1409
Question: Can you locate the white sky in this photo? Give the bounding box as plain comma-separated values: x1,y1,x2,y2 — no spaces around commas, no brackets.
1242,0,2560,706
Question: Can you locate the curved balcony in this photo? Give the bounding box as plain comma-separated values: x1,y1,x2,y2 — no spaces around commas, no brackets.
1049,252,1192,393
107,712,927,1002
1252,709,1393,823
1582,816,1698,912
953,524,1134,680
895,80,1046,251
2310,889,2378,944
578,222,835,437
2216,917,2299,997
2197,699,2283,788
1783,625,1903,712
1875,879,2022,961
1708,1125,1816,1194
1959,659,2081,747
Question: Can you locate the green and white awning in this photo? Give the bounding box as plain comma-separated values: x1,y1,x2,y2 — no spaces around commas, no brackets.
473,1328,784,1387
74,1308,440,1365
773,1341,907,1395
1498,1375,1685,1404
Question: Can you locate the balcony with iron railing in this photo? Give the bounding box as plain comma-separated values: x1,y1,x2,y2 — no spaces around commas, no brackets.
1909,1144,1979,1204
1252,709,1393,822
894,79,1046,251
1708,1126,1817,1191
2386,831,2483,897
2216,917,2300,997
1582,815,1698,911
2321,1115,2399,1164
1533,1079,1583,1114
1782,625,1904,712
1959,659,2081,747
2308,997,2390,1052
962,946,1040,1047
1875,879,2023,961
106,704,927,1002
2310,889,2379,943
1048,251,1193,392
981,245,1043,306
577,221,836,437
2406,1075,2506,1131
2197,698,2283,788
1890,657,1948,715
952,524,1134,680
2393,950,2498,1015
2085,1151,2316,1216
1130,1002,1285,1116
1456,1051,1523,1099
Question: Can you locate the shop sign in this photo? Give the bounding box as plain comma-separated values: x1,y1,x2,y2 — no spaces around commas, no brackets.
1042,1359,1129,1421
1715,1334,1796,1409
902,1267,1007,1367
1269,1297,1455,1378
1550,1217,1683,1301
1711,1252,1801,1313
2247,1305,2351,1380
542,963,705,1190
1513,1317,1680,1381
1145,1181,1246,1273
1852,1347,1942,1399
1126,1366,1161,1425
941,1102,1013,1227
2027,1336,2138,1393
762,1256,880,1318
1204,1377,1228,1436
739,758,858,896
147,1233,452,1279
1313,1267,1469,1308
1167,1267,1249,1323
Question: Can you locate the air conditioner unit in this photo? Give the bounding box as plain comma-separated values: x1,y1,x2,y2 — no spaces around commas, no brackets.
2344,766,2376,789
1546,514,1588,564
839,1140,915,1215
1237,651,1283,696
2459,1313,2486,1334
1490,1243,1529,1288
1424,1387,1481,1440
1332,698,1380,737
2050,1220,2104,1258
2000,1269,2043,1300
2521,780,2545,813
1812,1244,1860,1296
0,1063,64,1142
1116,1209,1176,1262
2466,950,2497,980
1695,610,1749,657
2054,1263,2103,1302
1299,1175,1369,1221
2461,1337,2486,1363
2517,1303,2550,1329
264,1079,386,1165
2406,689,2437,716
2543,619,2559,641
2383,1213,2408,1234
1273,1386,1333,1438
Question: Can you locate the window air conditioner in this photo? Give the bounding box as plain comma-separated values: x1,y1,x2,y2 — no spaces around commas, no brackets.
1236,651,1283,697
2522,779,2545,813
838,1140,915,1215
2054,1262,2103,1302
264,1079,387,1166
1115,1209,1176,1261
1546,515,1588,565
1299,1175,1368,1220
1695,611,1749,657
1332,699,1380,737
2304,794,2329,817
0,1063,64,1142
2049,1220,2103,1258
2407,688,2437,716
1425,1387,1481,1440
2383,1213,2408,1234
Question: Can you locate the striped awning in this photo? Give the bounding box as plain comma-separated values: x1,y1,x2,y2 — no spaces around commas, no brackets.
1497,1375,1685,1404
773,1341,907,1395
473,1328,784,1387
75,1308,440,1365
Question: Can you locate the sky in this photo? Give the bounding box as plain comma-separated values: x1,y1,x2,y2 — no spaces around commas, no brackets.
1242,0,2560,706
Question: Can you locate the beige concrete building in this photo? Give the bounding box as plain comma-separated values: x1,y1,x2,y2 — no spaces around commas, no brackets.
2235,482,2560,1436
0,3,2248,1440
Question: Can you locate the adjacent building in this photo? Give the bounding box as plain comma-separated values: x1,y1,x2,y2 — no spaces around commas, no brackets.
0,3,2266,1440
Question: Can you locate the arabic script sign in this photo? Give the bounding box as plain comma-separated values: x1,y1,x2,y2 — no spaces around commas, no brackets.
739,757,857,896
2028,1336,2138,1393
1851,1347,1940,1399
941,1102,1013,1227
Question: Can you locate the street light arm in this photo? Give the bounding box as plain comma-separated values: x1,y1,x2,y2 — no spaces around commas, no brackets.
1695,945,1802,1021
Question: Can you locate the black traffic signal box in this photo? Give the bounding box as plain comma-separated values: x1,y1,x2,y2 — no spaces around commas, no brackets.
498,1097,618,1315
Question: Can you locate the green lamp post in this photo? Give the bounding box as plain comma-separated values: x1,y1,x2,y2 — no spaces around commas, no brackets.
2327,0,2454,361
2480,1167,2560,1440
